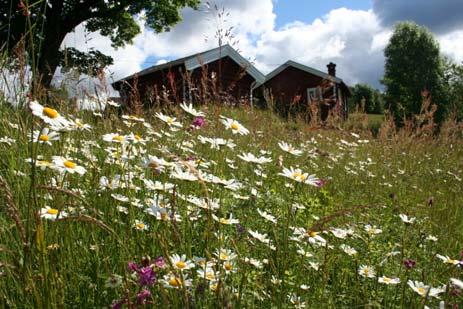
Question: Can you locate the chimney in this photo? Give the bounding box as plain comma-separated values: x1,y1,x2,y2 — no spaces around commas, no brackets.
327,62,336,77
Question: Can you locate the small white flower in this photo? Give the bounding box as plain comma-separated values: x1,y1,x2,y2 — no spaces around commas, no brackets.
358,265,376,278
170,254,195,271
278,141,303,156
237,152,272,164
51,156,86,175
29,101,70,128
155,113,182,127
436,254,463,266
180,102,205,117
133,219,148,231
399,214,416,224
450,278,463,289
280,167,320,186
378,276,401,285
220,117,249,135
40,206,67,221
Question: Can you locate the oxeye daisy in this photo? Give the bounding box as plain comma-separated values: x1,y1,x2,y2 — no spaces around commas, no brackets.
31,128,60,145
51,156,86,175
155,113,182,127
278,141,303,156
162,274,191,289
436,254,463,266
214,249,237,261
220,116,249,135
169,254,194,271
237,152,272,164
212,214,240,225
197,267,217,281
180,102,205,117
280,167,319,186
134,220,149,231
40,206,67,221
407,280,445,298
378,276,401,285
102,133,126,143
29,101,70,128
399,214,416,224
358,265,376,278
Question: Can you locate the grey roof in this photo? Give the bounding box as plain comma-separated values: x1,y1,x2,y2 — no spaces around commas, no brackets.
113,44,266,86
265,60,343,84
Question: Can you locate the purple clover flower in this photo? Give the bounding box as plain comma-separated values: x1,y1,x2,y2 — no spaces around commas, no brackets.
154,256,166,269
138,266,156,286
403,259,416,269
192,116,206,128
136,289,152,304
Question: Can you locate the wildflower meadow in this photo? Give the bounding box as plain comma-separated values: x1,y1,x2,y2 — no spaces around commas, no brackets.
0,99,462,308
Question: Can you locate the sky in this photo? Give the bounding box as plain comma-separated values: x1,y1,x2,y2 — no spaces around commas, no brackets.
60,0,463,92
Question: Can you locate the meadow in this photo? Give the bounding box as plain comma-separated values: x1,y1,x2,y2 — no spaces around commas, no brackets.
0,100,462,308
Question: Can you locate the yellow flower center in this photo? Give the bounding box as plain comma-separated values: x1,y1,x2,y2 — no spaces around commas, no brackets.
47,208,59,215
160,212,168,221
63,160,76,169
134,134,141,141
39,134,49,142
219,218,229,224
219,253,229,260
112,135,124,142
230,121,240,130
383,277,391,283
292,172,307,181
149,162,159,169
175,261,187,269
43,107,59,119
166,117,174,125
224,262,233,271
168,277,181,287
363,268,370,274
136,223,145,230
417,287,427,296
308,231,318,237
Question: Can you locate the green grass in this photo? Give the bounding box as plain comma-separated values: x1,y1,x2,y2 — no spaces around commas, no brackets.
0,102,462,308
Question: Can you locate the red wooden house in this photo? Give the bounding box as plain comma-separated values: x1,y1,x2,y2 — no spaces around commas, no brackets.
112,45,265,107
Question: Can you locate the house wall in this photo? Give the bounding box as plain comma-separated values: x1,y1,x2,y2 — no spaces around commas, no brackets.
118,56,256,107
260,66,348,120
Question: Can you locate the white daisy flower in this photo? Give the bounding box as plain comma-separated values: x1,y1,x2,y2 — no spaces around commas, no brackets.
280,167,320,186
399,214,416,224
378,276,401,285
40,206,67,221
31,128,60,145
133,219,148,231
162,274,192,289
220,117,249,135
180,102,205,117
278,141,303,156
364,224,382,236
155,113,182,127
51,156,86,175
237,152,272,164
29,101,70,128
436,254,463,266
170,254,195,271
358,265,376,278
407,280,445,298
257,209,277,224
102,133,126,143
340,244,358,256
248,230,271,245
212,214,239,225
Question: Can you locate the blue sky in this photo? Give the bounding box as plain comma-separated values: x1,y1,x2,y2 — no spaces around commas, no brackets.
273,0,372,28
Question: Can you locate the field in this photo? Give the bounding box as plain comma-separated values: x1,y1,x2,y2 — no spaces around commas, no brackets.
0,101,462,308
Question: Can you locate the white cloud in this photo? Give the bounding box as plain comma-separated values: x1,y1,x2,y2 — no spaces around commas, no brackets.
439,30,463,63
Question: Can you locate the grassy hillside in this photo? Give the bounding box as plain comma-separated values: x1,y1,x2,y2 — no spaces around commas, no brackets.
0,102,462,308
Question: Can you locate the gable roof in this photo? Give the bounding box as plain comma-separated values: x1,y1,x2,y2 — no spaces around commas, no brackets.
113,44,266,87
265,60,343,84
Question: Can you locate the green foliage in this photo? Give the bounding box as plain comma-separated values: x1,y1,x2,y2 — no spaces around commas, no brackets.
349,83,384,114
382,22,446,123
0,0,200,87
442,58,463,120
59,47,114,77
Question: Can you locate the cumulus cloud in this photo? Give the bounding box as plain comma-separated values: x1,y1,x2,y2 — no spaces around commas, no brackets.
373,0,463,34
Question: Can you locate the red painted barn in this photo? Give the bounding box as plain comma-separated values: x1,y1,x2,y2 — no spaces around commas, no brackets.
260,61,351,121
112,45,265,107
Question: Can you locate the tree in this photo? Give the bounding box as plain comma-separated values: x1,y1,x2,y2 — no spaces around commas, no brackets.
0,0,200,88
349,83,384,114
382,22,446,123
442,58,463,120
